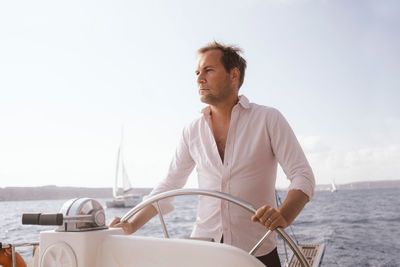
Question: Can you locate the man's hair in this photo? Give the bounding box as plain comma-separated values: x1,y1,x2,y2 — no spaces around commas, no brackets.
197,41,247,89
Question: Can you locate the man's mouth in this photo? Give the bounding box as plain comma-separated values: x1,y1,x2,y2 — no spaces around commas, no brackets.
199,88,210,95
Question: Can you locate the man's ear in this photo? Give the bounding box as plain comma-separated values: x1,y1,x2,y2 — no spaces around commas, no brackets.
230,67,240,87
231,67,240,80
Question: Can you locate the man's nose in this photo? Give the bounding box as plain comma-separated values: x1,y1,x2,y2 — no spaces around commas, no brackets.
197,73,206,84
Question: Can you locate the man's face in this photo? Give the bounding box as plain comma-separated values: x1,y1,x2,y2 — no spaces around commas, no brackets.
195,49,235,105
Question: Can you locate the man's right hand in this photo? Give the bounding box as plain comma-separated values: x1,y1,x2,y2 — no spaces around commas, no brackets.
109,217,136,235
108,205,159,235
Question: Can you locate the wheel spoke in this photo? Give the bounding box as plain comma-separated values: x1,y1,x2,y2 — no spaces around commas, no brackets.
155,201,170,238
249,230,272,255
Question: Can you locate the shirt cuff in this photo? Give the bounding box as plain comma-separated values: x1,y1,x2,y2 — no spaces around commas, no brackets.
288,175,315,200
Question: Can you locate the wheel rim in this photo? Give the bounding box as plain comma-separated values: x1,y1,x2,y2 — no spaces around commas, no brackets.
121,188,310,267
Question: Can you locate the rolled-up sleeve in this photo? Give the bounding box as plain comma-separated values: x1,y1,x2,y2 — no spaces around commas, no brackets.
143,126,195,214
268,109,315,200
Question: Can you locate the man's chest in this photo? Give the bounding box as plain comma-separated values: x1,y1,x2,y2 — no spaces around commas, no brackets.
189,119,274,169
211,123,229,162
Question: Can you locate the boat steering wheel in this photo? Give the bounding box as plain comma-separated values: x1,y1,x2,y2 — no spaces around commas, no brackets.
120,189,310,267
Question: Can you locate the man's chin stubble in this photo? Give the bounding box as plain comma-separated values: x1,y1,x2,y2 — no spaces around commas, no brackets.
200,95,218,105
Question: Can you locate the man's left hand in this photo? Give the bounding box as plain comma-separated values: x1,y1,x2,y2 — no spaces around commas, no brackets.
251,205,288,231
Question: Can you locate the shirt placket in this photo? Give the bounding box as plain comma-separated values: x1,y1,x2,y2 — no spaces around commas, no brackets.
220,106,239,244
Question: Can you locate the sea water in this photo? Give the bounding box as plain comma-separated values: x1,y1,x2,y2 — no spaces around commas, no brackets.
1,188,399,267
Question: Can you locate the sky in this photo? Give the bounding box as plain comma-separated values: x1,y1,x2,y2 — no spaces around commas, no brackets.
0,0,399,189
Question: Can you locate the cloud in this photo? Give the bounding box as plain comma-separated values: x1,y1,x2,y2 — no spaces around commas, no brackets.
295,136,400,185
344,146,400,178
298,135,331,154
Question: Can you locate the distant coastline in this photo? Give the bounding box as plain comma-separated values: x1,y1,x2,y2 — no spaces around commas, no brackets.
314,179,400,191
0,186,151,202
1,180,399,201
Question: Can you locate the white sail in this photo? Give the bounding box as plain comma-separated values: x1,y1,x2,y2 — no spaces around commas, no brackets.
107,127,142,208
122,159,131,192
330,178,337,192
113,127,133,198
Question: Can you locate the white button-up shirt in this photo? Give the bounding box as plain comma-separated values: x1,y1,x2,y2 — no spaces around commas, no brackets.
146,95,315,256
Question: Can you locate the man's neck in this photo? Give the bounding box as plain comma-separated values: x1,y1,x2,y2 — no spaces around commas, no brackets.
210,96,239,122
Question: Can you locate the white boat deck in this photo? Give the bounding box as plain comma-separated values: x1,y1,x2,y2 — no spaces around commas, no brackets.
34,229,265,267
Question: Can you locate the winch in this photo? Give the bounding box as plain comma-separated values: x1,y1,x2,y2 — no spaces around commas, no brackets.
22,198,107,232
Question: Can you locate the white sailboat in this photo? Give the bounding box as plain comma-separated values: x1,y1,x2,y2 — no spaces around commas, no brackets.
330,178,337,193
106,128,142,208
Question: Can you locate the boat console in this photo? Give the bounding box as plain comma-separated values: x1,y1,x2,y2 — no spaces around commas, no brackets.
20,195,266,267
11,190,322,267
22,198,117,267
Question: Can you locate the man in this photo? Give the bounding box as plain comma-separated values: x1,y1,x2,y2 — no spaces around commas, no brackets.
110,41,315,266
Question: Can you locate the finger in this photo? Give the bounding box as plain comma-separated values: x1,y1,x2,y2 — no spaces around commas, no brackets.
114,220,129,227
259,207,275,223
5,248,12,256
269,218,282,231
264,213,278,228
269,221,279,231
252,214,264,222
109,217,121,227
253,206,268,222
111,222,122,228
268,213,287,230
113,220,131,229
263,218,273,229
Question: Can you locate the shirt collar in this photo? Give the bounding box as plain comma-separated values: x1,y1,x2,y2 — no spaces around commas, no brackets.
200,95,250,117
238,95,250,109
